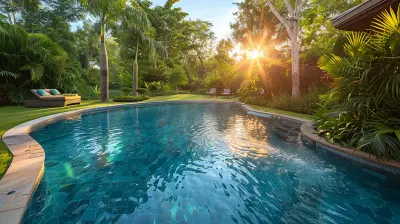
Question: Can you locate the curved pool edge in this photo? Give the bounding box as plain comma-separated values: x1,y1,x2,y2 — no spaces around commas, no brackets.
0,101,243,223
0,100,396,223
300,122,400,175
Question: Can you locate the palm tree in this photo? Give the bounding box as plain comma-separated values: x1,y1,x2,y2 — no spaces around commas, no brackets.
0,21,69,104
317,4,400,159
79,0,126,102
123,6,167,96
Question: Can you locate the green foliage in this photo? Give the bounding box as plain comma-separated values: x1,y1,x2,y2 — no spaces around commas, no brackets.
121,87,132,96
113,95,150,102
316,5,400,159
142,64,169,83
168,65,188,89
267,86,325,115
118,72,133,88
144,81,163,91
0,21,86,104
136,88,147,95
238,77,266,105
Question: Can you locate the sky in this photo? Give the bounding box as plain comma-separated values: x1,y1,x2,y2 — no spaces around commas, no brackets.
152,0,238,40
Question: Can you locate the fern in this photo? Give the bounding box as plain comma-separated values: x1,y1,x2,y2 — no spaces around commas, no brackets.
317,4,400,159
0,70,19,79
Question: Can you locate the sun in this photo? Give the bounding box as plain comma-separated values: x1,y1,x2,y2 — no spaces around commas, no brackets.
247,49,264,60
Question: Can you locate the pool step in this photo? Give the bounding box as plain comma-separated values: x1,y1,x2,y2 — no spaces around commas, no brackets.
282,120,302,129
270,120,301,142
272,121,300,135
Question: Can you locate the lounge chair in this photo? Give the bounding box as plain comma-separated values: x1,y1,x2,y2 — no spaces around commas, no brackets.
221,89,231,97
23,89,81,108
207,88,217,96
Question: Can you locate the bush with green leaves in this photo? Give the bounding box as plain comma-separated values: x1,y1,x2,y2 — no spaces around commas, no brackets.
238,77,267,106
168,65,188,90
144,81,163,91
113,95,150,102
267,86,326,115
121,87,132,96
316,5,400,159
0,21,92,104
136,88,147,95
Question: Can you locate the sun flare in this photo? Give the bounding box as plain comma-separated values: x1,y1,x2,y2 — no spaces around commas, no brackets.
247,49,264,60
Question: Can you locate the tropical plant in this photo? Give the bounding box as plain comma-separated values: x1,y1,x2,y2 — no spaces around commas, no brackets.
168,65,188,91
93,85,101,98
118,4,168,96
317,5,400,159
121,87,132,96
79,0,127,102
144,81,163,92
136,88,147,95
266,85,325,114
113,95,150,102
0,21,72,104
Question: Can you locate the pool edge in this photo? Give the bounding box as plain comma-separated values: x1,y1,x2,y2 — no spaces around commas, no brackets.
0,101,238,223
1,100,399,223
300,122,400,174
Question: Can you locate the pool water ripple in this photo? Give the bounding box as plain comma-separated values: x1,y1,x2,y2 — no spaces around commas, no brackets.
22,103,400,224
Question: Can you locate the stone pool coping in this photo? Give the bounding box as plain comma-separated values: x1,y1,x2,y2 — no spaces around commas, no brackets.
300,122,400,174
0,100,397,223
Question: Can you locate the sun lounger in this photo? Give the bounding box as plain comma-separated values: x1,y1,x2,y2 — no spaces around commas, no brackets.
221,89,231,97
207,88,217,96
23,89,81,107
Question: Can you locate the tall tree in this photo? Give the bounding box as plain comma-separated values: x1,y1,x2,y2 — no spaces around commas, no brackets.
266,0,306,98
0,0,40,25
79,0,126,102
181,20,215,79
119,3,167,96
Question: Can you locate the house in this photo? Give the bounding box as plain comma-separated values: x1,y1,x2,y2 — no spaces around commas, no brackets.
332,0,400,31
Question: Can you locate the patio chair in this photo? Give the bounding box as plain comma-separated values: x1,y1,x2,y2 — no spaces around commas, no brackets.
207,88,217,96
23,89,81,108
221,89,231,97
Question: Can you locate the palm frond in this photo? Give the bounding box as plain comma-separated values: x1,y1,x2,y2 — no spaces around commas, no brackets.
343,32,371,60
370,4,400,53
20,64,44,81
0,70,19,79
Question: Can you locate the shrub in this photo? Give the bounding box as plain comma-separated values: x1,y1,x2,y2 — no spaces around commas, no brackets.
238,77,268,106
136,88,147,95
144,81,163,91
113,95,150,102
168,65,188,90
266,86,325,115
178,90,189,94
316,5,400,159
192,88,207,95
109,82,121,89
121,87,132,96
189,79,205,92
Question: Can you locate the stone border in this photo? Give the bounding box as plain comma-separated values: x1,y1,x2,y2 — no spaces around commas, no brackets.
0,100,397,223
301,122,400,174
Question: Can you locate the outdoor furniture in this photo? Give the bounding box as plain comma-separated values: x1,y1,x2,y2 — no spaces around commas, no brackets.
23,89,81,108
221,89,231,97
207,88,217,96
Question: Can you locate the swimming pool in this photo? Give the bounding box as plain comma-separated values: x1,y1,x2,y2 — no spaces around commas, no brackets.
23,103,400,223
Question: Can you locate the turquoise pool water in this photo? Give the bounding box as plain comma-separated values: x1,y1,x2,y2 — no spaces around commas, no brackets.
23,103,400,223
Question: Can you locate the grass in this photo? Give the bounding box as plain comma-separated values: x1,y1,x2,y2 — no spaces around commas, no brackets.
0,94,310,178
248,105,315,121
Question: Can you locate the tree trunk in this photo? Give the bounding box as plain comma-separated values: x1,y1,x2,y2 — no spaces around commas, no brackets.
196,51,206,78
132,39,139,96
291,19,300,98
99,28,109,102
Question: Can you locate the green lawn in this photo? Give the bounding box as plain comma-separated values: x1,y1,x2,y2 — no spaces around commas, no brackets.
0,94,310,178
248,105,314,121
